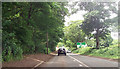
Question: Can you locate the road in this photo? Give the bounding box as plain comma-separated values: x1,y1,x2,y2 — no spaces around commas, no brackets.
38,53,118,68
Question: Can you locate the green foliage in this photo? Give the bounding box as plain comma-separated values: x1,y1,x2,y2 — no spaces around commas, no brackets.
44,48,51,54
66,40,74,48
99,35,113,47
2,31,23,62
73,47,92,54
90,46,119,59
112,40,118,45
86,39,96,47
73,49,79,53
73,44,119,59
73,2,117,49
57,42,64,47
2,46,13,62
64,20,86,48
2,2,68,62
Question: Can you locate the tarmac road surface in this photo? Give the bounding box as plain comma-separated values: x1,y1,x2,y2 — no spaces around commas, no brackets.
38,53,118,67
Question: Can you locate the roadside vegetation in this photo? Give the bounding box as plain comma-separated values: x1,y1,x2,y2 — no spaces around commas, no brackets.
62,2,118,59
73,42,119,59
2,2,119,63
2,2,68,62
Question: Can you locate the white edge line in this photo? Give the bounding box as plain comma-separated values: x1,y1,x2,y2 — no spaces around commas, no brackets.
34,61,44,68
68,55,89,67
25,56,45,68
79,64,82,66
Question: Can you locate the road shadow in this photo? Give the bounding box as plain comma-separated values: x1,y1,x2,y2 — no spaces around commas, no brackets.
57,54,66,56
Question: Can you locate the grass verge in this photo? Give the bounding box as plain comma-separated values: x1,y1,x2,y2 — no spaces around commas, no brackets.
73,44,119,59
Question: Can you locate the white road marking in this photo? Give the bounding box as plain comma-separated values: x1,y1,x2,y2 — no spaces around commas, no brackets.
25,56,44,69
68,55,89,67
79,64,82,66
34,61,44,68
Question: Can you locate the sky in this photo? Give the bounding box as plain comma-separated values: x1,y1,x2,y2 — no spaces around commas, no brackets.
64,1,87,26
64,11,87,26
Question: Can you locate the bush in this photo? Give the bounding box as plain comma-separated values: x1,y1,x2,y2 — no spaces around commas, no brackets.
73,47,92,54
2,46,13,62
44,48,51,54
16,27,35,54
73,44,119,59
79,47,92,54
66,40,74,48
105,47,118,56
73,49,79,53
2,32,23,62
12,46,23,60
34,43,46,53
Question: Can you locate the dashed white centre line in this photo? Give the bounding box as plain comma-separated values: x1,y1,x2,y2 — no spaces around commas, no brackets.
79,64,82,67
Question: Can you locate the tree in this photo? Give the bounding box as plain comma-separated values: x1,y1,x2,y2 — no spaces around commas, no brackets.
71,2,117,49
66,40,74,48
2,2,68,61
64,20,86,48
57,42,64,47
99,35,113,47
119,2,120,33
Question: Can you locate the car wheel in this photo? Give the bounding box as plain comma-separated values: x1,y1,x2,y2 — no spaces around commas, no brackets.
64,53,66,56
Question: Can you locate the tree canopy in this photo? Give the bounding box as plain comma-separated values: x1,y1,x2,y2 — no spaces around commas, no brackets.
64,20,86,48
70,2,117,49
2,2,68,61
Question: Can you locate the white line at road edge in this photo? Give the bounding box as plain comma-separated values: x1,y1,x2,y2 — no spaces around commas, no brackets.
25,56,44,69
32,61,44,69
34,61,44,67
68,55,89,67
79,64,82,66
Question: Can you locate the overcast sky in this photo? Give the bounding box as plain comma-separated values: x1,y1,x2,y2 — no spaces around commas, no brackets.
64,11,87,26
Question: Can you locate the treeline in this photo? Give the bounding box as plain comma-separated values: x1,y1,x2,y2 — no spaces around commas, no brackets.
2,2,68,61
63,20,113,50
63,2,117,49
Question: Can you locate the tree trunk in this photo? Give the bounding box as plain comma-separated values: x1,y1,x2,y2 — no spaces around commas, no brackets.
46,32,48,54
96,35,99,49
75,40,78,49
96,29,99,49
28,3,32,25
76,45,77,49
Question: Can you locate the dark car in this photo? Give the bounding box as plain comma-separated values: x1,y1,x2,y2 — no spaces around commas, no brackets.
58,48,66,56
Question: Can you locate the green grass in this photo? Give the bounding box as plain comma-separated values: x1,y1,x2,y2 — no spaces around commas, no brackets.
73,44,119,59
